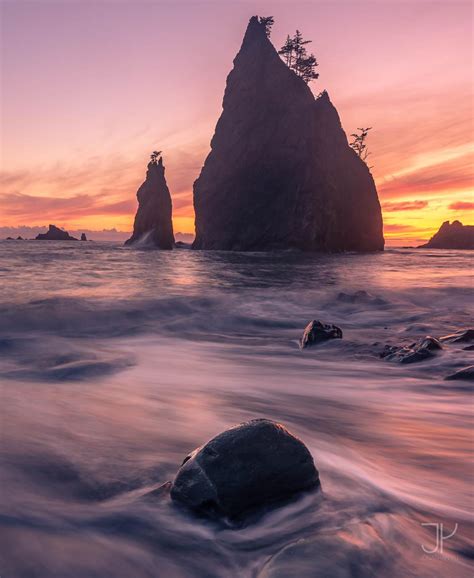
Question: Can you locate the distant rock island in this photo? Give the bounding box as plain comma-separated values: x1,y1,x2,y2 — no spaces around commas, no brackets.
418,220,474,249
35,225,78,241
125,153,174,249
193,16,384,252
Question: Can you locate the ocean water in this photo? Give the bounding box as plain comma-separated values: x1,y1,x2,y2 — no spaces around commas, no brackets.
0,240,472,577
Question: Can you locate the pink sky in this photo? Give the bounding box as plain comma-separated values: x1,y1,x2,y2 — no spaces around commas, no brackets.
1,0,473,244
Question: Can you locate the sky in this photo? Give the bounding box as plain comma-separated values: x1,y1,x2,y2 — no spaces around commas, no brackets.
1,0,473,245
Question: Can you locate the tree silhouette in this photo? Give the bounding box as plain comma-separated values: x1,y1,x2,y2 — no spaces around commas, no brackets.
259,16,274,37
150,150,162,164
349,128,372,163
279,30,319,83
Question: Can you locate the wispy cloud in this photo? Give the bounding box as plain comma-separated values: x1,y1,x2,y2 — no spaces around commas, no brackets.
378,149,473,199
382,200,428,212
0,192,136,221
449,201,474,211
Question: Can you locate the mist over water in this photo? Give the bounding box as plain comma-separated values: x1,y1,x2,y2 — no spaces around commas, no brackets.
0,240,472,577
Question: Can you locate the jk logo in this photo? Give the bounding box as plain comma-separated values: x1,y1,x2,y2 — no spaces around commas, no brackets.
421,522,458,554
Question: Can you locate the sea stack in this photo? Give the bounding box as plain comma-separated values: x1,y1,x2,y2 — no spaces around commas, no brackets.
35,225,78,241
418,220,474,249
125,154,175,249
193,17,384,252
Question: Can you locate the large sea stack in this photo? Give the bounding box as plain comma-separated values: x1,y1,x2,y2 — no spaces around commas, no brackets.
125,156,175,249
418,220,474,249
193,17,384,252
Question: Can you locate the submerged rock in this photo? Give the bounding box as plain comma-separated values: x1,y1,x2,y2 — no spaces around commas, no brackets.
125,156,174,249
418,220,474,249
192,16,384,252
440,329,474,344
337,290,386,306
80,233,87,241
35,225,78,241
381,336,442,364
300,320,343,349
170,418,319,520
445,366,474,382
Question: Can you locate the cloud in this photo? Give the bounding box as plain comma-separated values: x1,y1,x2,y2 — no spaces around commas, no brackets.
378,149,474,199
0,192,136,221
382,200,428,212
449,201,474,211
383,223,419,233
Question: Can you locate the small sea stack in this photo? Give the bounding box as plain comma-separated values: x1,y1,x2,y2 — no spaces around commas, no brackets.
170,418,320,520
35,225,78,241
418,220,474,249
125,152,175,249
80,233,87,241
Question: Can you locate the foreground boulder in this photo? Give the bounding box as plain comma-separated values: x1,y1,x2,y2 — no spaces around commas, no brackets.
35,225,78,241
192,17,384,252
300,320,343,349
418,220,474,249
125,155,174,249
170,419,319,520
381,336,442,364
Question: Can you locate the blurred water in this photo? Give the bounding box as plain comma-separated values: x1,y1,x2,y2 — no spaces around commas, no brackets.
0,240,472,577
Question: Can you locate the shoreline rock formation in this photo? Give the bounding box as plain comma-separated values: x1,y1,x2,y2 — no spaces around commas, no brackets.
125,155,175,249
418,220,473,249
381,336,442,364
193,16,384,252
35,225,78,241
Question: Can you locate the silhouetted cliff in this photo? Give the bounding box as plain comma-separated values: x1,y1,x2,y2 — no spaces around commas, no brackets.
125,158,175,249
419,221,474,249
193,16,384,252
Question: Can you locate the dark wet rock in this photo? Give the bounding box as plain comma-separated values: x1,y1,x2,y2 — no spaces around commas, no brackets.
381,336,442,364
192,17,384,252
125,156,174,249
143,481,172,502
300,320,343,349
463,345,474,351
170,418,319,520
440,329,474,344
418,220,474,249
337,290,386,306
80,233,87,241
175,241,192,249
445,366,474,382
35,224,78,241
